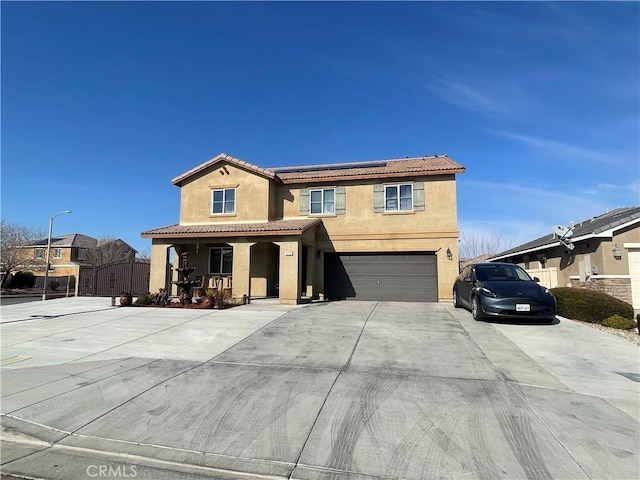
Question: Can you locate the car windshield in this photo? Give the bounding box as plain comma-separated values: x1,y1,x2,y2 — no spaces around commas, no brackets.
475,265,532,282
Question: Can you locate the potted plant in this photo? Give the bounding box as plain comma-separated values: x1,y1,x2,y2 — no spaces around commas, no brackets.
119,291,133,307
201,290,216,309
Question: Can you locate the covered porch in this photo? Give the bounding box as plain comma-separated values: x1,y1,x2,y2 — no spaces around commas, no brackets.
142,219,322,305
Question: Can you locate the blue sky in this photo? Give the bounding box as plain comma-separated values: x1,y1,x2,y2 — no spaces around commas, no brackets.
2,1,638,256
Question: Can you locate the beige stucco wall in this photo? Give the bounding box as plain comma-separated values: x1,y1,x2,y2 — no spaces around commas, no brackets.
178,162,274,224
277,176,460,302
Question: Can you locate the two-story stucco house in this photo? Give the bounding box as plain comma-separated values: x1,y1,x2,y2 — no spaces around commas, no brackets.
18,234,137,292
142,153,466,304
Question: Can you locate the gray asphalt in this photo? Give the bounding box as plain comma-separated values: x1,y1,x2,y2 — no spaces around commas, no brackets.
1,297,638,480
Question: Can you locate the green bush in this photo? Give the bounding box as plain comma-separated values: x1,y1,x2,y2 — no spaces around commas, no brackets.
551,287,634,323
133,293,155,306
602,314,637,330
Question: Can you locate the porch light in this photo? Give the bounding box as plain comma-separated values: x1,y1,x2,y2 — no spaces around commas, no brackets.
446,248,453,260
612,244,622,259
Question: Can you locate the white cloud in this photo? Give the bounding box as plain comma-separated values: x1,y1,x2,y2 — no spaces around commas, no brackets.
490,131,616,165
457,179,632,251
423,77,509,116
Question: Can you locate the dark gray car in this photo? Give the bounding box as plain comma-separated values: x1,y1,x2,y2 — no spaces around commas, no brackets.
453,262,556,322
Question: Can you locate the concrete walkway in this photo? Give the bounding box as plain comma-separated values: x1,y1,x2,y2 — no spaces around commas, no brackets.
1,298,638,480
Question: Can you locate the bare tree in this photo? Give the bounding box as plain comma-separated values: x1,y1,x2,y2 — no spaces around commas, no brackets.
84,237,134,268
83,237,136,296
0,221,45,286
459,231,513,260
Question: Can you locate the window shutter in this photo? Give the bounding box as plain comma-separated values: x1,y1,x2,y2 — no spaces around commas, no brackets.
373,184,384,212
413,182,425,211
299,188,309,215
335,187,346,215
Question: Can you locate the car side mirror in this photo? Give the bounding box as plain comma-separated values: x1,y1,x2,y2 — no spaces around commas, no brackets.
533,277,540,282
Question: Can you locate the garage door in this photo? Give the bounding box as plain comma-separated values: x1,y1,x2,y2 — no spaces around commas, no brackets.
324,253,438,302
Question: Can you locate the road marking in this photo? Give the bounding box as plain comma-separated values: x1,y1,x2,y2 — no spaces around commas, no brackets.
0,356,31,366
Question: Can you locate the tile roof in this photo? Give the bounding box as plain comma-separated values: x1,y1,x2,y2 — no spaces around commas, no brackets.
171,153,465,186
141,219,322,238
490,207,640,260
172,153,278,186
27,233,98,248
272,155,465,183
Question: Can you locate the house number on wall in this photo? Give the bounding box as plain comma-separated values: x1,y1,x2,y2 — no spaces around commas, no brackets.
285,251,294,256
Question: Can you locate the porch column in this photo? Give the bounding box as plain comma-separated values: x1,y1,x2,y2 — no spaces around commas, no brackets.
229,241,254,299
305,245,316,298
149,243,172,294
275,239,301,305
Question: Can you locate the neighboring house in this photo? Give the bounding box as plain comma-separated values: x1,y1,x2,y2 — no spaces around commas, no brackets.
20,234,137,294
489,207,640,309
142,152,466,304
459,254,494,272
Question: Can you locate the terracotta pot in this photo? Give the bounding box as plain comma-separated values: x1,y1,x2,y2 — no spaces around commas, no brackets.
120,294,133,307
201,296,215,309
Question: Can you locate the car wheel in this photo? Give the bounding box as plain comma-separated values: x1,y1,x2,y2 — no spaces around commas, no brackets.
453,289,460,308
471,297,484,321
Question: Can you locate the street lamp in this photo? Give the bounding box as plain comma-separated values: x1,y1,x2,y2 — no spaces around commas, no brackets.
42,210,72,301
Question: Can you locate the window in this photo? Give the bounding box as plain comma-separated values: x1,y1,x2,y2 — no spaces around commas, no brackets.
209,247,233,274
53,248,63,259
35,248,44,260
211,188,236,215
77,248,86,261
385,184,413,211
310,188,335,215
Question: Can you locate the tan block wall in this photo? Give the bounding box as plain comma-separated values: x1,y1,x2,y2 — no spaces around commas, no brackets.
179,162,273,224
570,277,633,305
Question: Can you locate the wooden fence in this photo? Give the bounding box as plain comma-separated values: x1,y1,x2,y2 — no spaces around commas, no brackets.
78,261,150,296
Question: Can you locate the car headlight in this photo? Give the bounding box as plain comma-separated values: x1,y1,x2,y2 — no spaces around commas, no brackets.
479,287,498,298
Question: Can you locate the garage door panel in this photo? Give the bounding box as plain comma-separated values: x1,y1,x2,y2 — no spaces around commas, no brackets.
325,253,438,302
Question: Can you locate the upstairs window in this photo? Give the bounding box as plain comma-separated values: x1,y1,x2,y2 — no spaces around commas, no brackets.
211,188,235,215
53,248,63,259
77,248,86,261
310,188,335,215
35,248,44,260
385,184,413,211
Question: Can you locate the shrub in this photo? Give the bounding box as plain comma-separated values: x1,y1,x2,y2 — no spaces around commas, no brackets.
4,271,36,289
551,287,634,323
602,315,637,330
134,293,155,306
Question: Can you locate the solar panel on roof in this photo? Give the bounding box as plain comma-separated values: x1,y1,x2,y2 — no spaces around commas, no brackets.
273,160,389,173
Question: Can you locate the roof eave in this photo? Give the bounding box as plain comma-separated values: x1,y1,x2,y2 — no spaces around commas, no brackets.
489,241,562,261
172,153,279,186
277,167,466,184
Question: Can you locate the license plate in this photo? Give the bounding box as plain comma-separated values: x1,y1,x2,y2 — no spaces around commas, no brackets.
516,304,531,312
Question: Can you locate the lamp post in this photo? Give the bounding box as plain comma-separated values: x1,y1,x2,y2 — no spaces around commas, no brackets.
42,210,72,301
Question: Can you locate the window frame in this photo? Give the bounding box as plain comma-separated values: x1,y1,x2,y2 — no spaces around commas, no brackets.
52,248,63,259
208,247,233,275
384,183,413,212
35,248,44,260
211,188,236,215
309,188,336,215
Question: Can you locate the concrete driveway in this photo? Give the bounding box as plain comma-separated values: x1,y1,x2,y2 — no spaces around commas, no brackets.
1,298,638,480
